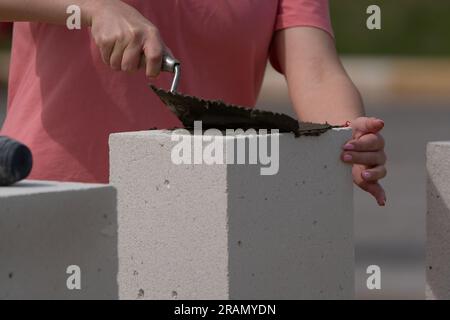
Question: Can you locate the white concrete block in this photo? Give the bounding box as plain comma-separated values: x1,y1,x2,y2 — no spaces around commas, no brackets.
0,180,117,299
110,129,354,300
426,142,450,299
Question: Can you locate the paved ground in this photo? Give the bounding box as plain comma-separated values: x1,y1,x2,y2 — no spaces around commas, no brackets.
2,66,449,299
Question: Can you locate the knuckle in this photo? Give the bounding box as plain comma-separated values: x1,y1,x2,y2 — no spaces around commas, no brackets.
144,26,162,42
358,153,370,165
374,153,385,165
97,35,114,47
371,153,380,165
350,141,360,150
369,133,379,142
130,28,143,40
375,133,385,146
115,31,130,44
147,49,163,64
121,63,132,72
147,25,161,38
133,30,150,46
363,135,377,149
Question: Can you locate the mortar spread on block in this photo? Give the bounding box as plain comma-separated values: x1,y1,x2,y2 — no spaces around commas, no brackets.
151,86,343,137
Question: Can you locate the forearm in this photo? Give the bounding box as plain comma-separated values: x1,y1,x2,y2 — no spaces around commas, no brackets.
273,27,386,206
273,27,364,125
0,0,105,26
288,70,364,124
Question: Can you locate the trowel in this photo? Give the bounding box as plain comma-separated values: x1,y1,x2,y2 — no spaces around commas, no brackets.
150,55,342,137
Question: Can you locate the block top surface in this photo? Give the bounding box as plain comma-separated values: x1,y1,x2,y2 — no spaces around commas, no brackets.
428,141,450,147
0,180,112,198
110,128,351,139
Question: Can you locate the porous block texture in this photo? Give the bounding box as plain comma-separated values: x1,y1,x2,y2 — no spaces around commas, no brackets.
110,129,354,299
0,180,118,299
426,142,450,299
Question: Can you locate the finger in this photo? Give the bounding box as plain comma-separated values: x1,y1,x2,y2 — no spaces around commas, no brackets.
342,151,386,166
121,42,143,72
361,165,387,182
366,117,385,133
143,41,163,78
343,133,385,152
351,117,385,139
360,182,386,206
95,36,115,65
110,39,128,71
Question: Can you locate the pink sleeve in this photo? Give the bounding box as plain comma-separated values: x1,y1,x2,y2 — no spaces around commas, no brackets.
270,0,334,74
274,0,333,36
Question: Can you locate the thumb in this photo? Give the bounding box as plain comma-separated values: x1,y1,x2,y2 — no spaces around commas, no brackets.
351,117,384,139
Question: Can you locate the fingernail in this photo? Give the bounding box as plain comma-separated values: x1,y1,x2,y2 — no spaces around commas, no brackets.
344,144,355,150
343,154,352,162
362,171,371,179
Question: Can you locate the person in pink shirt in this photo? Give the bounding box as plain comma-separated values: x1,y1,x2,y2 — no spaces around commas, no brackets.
0,0,387,206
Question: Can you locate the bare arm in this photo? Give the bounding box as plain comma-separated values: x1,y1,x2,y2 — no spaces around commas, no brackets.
272,26,387,206
272,27,364,125
0,0,94,25
0,0,167,77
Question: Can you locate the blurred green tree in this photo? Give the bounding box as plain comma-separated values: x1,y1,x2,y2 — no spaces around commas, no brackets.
331,0,450,56
1,2,450,55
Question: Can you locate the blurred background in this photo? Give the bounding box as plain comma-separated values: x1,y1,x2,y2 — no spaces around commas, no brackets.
1,0,450,299
258,0,450,299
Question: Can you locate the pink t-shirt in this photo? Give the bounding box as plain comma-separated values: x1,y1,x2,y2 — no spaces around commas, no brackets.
1,0,332,183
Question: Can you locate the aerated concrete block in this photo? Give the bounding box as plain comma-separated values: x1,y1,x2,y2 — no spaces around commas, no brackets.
110,129,354,300
0,180,118,299
426,142,450,299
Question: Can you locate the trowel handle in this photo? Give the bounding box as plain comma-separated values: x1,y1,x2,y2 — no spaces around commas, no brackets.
0,136,33,186
162,54,181,93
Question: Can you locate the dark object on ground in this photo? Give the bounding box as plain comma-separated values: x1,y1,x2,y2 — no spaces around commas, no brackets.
151,85,339,137
0,136,33,186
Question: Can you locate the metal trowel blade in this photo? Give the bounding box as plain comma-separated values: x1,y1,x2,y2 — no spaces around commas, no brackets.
150,85,337,136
